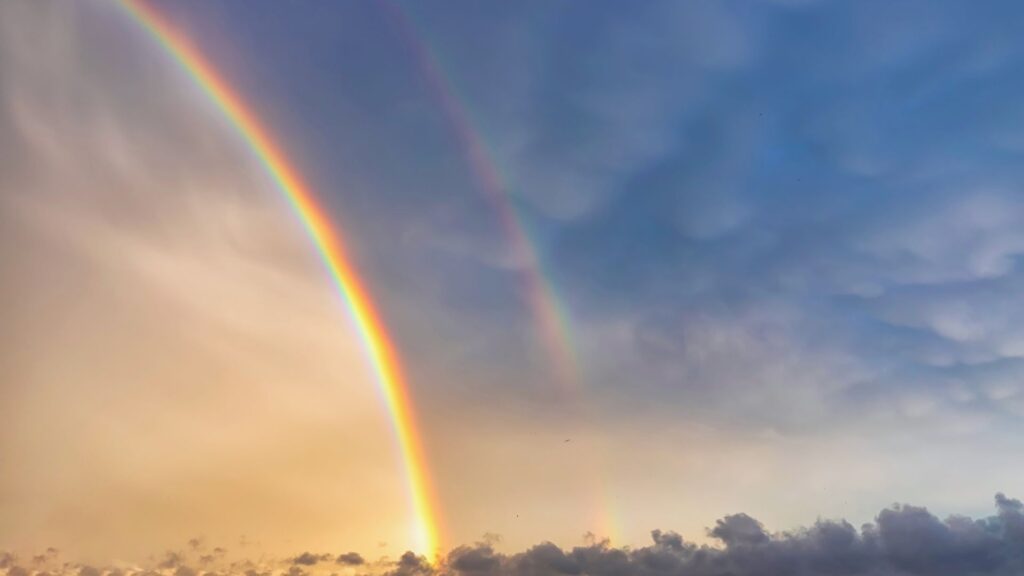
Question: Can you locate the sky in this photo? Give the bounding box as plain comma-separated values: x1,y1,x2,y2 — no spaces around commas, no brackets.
4,0,1024,574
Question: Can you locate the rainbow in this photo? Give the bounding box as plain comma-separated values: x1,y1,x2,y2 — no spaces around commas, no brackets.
117,0,442,559
384,4,627,544
383,4,579,388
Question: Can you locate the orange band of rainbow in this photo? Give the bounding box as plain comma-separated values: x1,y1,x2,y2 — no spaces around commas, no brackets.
117,0,441,559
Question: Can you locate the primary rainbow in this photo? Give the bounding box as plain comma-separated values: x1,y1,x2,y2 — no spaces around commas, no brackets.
117,0,442,559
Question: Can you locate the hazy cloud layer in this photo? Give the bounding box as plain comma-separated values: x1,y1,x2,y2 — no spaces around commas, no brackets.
0,0,413,558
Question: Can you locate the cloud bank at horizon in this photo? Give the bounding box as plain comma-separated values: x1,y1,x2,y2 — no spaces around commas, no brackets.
4,494,1024,576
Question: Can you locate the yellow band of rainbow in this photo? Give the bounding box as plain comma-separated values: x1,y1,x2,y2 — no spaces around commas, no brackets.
117,0,441,559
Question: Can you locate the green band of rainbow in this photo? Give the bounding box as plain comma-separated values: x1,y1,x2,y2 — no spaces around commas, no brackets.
117,0,442,559
385,3,625,544
384,4,579,389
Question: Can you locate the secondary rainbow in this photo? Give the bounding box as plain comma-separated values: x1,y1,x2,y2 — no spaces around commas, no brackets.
384,4,580,389
117,0,442,559
384,3,628,544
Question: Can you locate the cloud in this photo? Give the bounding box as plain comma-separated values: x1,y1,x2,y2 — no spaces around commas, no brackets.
386,552,433,576
5,493,1024,576
335,553,365,567
159,553,184,570
288,553,334,567
0,0,414,560
447,546,499,576
437,493,1024,576
707,514,769,547
292,554,320,567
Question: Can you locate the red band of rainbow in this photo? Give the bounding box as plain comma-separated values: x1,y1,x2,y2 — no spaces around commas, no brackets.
117,0,442,559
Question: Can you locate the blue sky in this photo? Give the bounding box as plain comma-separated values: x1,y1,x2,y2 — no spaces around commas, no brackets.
172,0,1024,433
5,0,1024,566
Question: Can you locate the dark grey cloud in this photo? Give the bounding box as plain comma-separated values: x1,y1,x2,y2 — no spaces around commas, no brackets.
707,514,769,548
6,494,1024,576
292,554,320,567
335,553,365,567
386,552,433,576
436,493,1024,576
447,546,499,576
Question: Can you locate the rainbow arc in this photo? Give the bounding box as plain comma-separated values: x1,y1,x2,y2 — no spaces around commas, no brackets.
118,0,442,559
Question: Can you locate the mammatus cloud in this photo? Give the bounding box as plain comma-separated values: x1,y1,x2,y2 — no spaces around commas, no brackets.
5,494,1024,576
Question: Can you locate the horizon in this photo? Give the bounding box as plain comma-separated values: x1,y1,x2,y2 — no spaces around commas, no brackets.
2,493,1023,574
